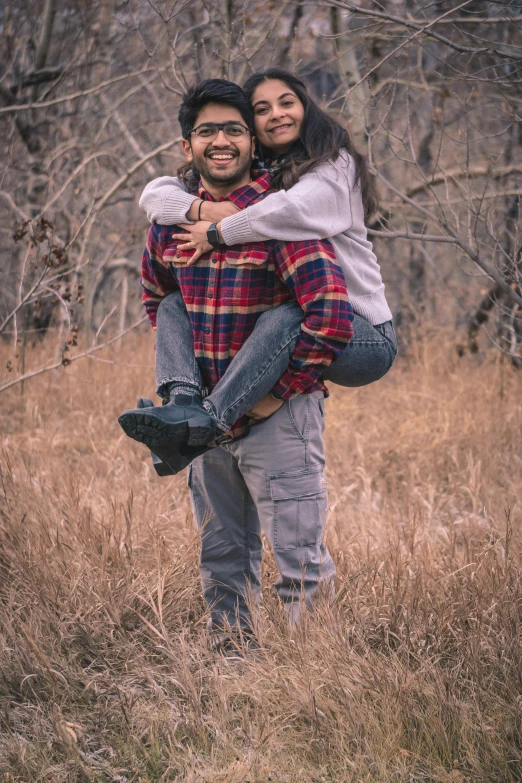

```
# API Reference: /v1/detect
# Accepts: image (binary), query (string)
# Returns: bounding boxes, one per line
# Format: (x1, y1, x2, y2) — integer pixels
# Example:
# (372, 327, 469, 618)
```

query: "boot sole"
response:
(119, 410, 215, 450)
(118, 410, 188, 449)
(136, 397, 176, 477)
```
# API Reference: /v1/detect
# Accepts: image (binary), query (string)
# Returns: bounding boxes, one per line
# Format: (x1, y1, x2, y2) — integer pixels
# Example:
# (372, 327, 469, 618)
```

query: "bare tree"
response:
(1, 0, 521, 394)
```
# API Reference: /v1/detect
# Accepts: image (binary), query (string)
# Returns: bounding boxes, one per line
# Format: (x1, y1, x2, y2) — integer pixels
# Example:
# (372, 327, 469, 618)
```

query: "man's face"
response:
(182, 103, 254, 190)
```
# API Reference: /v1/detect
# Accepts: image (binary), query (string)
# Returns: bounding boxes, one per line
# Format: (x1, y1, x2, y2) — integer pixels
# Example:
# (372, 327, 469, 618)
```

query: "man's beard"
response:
(194, 150, 252, 189)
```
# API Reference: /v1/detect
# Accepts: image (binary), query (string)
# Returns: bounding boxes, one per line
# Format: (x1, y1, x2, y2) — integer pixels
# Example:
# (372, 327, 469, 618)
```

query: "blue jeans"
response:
(155, 292, 397, 430)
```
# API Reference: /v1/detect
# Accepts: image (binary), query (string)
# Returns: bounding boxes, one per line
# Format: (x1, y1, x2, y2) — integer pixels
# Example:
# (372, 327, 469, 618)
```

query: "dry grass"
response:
(1, 327, 521, 783)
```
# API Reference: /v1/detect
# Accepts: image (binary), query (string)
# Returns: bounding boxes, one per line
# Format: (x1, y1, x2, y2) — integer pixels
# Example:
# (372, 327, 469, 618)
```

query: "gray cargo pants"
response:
(188, 390, 334, 634)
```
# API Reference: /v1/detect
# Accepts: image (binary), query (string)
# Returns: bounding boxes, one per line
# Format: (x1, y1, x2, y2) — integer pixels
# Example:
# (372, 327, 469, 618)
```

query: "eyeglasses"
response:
(188, 122, 251, 141)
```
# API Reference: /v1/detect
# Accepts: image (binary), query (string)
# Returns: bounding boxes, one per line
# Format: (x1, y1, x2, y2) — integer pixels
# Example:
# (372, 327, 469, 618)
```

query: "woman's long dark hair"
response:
(243, 68, 378, 220)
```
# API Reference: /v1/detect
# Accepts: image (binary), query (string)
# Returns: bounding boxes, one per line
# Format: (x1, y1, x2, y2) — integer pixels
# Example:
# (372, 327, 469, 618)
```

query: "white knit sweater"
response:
(139, 152, 392, 325)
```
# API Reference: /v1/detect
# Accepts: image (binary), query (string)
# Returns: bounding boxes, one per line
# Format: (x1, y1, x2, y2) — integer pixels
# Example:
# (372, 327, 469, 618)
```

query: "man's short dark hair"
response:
(178, 79, 253, 139)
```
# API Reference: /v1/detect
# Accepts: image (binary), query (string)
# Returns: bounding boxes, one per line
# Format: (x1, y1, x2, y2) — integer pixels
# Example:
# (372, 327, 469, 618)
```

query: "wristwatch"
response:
(206, 223, 222, 249)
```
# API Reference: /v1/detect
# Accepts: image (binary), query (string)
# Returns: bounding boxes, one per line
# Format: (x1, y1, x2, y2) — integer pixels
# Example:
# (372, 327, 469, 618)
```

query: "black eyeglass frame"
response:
(187, 121, 252, 139)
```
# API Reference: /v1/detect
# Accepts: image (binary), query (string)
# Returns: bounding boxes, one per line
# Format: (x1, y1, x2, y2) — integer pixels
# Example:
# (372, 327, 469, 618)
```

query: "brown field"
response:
(1, 329, 521, 783)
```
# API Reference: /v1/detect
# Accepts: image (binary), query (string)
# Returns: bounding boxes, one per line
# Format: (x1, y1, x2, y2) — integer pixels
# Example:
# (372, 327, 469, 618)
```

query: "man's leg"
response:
(188, 446, 263, 637)
(230, 391, 335, 622)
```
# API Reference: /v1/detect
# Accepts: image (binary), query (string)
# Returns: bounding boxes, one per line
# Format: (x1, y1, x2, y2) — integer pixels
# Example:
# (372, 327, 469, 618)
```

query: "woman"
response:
(137, 69, 396, 451)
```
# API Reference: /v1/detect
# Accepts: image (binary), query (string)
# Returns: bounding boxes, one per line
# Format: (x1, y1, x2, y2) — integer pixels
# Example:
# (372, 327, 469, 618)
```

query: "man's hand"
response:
(247, 393, 284, 421)
(172, 222, 213, 265)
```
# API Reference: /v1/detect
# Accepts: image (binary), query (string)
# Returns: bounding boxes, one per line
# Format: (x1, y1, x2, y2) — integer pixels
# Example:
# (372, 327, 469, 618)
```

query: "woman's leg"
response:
(155, 294, 302, 417)
(203, 302, 302, 430)
(120, 296, 302, 453)
(154, 296, 396, 432)
(205, 311, 398, 428)
(322, 314, 397, 387)
(155, 291, 203, 398)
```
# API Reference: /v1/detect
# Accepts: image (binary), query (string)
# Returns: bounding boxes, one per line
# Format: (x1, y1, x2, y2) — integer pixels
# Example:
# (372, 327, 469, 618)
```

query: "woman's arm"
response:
(220, 152, 355, 245)
(139, 177, 199, 225)
(139, 176, 239, 225)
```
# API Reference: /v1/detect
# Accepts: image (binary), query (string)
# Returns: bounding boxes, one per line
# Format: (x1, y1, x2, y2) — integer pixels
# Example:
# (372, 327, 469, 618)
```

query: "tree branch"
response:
(328, 0, 479, 100)
(368, 229, 456, 242)
(21, 68, 63, 87)
(323, 0, 522, 61)
(100, 93, 156, 177)
(0, 67, 156, 115)
(405, 165, 522, 198)
(0, 191, 30, 222)
(0, 316, 149, 394)
(276, 4, 303, 67)
(374, 168, 522, 308)
(91, 137, 181, 216)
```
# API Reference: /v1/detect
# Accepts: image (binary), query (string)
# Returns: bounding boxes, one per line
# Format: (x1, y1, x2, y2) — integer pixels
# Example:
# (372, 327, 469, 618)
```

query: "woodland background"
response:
(0, 0, 521, 372)
(1, 2, 522, 782)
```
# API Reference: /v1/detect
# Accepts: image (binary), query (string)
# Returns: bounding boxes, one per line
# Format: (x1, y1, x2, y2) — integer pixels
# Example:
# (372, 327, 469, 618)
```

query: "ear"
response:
(182, 138, 193, 163)
(250, 135, 256, 157)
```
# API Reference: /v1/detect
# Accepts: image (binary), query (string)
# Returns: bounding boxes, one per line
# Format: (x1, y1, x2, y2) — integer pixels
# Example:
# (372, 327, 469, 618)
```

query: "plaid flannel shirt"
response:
(141, 172, 354, 437)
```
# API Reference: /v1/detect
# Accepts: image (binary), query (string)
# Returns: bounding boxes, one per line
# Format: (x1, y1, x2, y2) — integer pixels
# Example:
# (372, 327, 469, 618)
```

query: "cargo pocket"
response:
(270, 469, 326, 550)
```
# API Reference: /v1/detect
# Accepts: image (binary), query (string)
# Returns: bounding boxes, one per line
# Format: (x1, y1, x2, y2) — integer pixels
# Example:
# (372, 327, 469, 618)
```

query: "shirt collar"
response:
(198, 171, 271, 207)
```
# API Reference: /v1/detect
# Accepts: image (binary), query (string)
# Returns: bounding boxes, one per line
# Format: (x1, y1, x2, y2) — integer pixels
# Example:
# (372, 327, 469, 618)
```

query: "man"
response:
(121, 79, 354, 645)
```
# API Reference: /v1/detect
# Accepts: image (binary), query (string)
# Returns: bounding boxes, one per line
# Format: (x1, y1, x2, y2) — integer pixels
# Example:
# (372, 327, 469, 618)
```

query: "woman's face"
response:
(251, 79, 305, 153)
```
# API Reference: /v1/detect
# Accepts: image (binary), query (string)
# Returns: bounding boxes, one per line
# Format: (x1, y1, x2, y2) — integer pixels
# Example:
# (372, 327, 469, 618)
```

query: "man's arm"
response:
(272, 239, 354, 400)
(141, 223, 180, 328)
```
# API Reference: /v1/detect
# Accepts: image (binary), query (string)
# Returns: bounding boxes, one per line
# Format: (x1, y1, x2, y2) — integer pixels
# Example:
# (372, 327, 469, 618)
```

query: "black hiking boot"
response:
(119, 392, 217, 449)
(154, 439, 213, 475)
(134, 397, 213, 476)
(136, 397, 174, 476)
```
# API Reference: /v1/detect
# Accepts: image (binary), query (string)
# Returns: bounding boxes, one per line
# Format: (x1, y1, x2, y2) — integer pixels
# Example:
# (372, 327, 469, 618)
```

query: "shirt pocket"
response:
(165, 245, 195, 303)
(222, 243, 271, 306)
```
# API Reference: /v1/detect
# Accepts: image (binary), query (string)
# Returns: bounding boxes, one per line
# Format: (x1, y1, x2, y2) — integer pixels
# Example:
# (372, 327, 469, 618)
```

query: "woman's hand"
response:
(172, 222, 213, 265)
(172, 202, 240, 265)
(247, 393, 283, 421)
(200, 201, 240, 222)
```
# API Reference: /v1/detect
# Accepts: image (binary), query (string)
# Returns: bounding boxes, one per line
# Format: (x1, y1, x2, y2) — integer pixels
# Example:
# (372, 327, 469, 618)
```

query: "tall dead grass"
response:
(1, 327, 521, 782)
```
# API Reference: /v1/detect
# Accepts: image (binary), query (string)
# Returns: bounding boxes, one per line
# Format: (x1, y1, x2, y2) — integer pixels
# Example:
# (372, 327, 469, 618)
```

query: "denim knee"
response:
(255, 300, 303, 338)
(157, 290, 185, 319)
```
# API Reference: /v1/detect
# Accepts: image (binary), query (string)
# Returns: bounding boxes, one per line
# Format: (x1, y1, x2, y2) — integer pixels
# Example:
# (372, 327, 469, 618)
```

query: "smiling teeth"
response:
(210, 154, 234, 160)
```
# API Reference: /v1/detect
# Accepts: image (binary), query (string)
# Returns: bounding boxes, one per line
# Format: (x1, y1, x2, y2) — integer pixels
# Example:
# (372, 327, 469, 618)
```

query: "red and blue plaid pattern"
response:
(141, 173, 354, 431)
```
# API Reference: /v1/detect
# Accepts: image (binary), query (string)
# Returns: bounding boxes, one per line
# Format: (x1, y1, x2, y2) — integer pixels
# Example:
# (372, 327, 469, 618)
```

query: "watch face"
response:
(207, 224, 220, 247)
